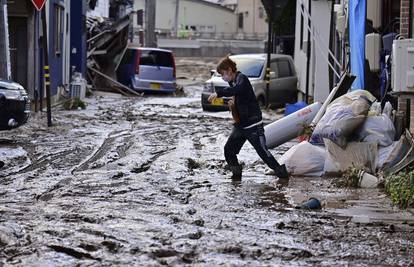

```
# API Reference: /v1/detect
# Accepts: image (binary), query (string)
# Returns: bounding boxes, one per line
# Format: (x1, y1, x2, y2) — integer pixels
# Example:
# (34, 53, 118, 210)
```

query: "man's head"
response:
(217, 56, 237, 82)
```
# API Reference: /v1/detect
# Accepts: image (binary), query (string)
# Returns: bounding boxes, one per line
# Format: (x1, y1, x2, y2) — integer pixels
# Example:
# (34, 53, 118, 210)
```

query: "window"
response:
(277, 60, 292, 78)
(270, 61, 278, 78)
(259, 7, 264, 19)
(54, 5, 64, 55)
(137, 9, 143, 26)
(139, 50, 174, 67)
(232, 58, 265, 78)
(238, 13, 243, 29)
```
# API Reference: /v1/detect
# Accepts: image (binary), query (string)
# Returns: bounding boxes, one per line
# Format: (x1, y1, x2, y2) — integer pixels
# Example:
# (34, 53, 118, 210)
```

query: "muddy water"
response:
(0, 58, 413, 266)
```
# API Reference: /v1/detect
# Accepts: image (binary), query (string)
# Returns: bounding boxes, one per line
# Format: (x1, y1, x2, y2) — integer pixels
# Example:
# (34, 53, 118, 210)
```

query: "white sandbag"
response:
(311, 90, 374, 148)
(324, 139, 378, 174)
(265, 102, 322, 149)
(357, 114, 396, 147)
(377, 142, 399, 170)
(279, 141, 325, 177)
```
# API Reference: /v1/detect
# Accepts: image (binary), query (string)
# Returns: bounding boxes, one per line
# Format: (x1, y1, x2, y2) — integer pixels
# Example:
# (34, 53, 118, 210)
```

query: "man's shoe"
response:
(273, 164, 289, 179)
(229, 165, 242, 181)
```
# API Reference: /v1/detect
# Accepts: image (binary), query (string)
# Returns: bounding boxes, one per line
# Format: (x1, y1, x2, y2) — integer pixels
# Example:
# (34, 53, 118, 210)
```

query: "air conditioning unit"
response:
(365, 33, 381, 72)
(70, 72, 86, 99)
(392, 39, 414, 92)
(367, 0, 382, 29)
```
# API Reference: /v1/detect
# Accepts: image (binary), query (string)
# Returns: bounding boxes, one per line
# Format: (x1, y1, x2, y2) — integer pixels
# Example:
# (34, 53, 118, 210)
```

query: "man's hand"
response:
(208, 93, 218, 103)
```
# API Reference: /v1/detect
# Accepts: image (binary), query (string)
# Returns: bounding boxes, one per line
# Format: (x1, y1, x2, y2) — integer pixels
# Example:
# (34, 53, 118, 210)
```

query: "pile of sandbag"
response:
(279, 90, 400, 179)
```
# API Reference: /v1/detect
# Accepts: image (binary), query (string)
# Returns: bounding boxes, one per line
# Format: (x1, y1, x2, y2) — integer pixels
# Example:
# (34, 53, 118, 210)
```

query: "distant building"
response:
(235, 0, 267, 40)
(133, 0, 236, 41)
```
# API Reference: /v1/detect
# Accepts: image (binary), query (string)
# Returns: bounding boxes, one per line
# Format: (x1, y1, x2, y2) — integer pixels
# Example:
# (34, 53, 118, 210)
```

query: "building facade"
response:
(235, 0, 267, 39)
(6, 0, 86, 106)
(133, 0, 236, 40)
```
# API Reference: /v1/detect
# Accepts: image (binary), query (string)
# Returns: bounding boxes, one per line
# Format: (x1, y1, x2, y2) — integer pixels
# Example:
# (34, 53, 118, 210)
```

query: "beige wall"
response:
(236, 0, 267, 35)
(134, 0, 236, 34)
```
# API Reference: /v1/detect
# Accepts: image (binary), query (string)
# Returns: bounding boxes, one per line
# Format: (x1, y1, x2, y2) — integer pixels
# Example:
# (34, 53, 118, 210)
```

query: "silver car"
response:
(116, 46, 177, 93)
(201, 54, 298, 111)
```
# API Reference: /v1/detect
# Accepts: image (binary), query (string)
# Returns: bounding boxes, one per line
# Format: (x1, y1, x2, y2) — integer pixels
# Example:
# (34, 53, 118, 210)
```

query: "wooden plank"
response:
(87, 66, 142, 97)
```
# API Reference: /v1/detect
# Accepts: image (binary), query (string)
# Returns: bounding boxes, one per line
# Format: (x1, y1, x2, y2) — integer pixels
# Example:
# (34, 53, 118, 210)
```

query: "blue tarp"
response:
(349, 0, 366, 90)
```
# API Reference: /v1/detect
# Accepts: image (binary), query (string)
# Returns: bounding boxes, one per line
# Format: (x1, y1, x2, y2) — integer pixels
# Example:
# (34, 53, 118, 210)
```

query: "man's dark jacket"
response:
(215, 72, 262, 128)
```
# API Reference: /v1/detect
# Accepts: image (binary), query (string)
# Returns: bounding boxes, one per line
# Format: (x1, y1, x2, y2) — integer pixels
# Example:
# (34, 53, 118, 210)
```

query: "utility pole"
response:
(41, 8, 52, 126)
(265, 5, 273, 108)
(0, 0, 11, 80)
(174, 0, 179, 37)
(145, 0, 156, 47)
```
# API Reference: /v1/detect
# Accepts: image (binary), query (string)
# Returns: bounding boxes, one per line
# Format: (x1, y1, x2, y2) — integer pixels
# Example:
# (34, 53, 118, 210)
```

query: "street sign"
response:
(30, 0, 47, 11)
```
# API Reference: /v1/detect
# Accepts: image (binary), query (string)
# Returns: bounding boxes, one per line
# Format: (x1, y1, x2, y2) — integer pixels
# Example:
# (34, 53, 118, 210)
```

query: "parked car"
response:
(201, 54, 298, 111)
(116, 45, 177, 93)
(0, 79, 30, 130)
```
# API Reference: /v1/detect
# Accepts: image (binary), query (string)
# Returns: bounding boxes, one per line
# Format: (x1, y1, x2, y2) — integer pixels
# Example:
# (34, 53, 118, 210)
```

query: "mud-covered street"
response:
(0, 58, 413, 266)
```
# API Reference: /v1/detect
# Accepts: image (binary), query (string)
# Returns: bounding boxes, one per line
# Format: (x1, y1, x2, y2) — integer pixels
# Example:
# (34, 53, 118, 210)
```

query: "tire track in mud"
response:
(72, 130, 132, 173)
(0, 148, 78, 179)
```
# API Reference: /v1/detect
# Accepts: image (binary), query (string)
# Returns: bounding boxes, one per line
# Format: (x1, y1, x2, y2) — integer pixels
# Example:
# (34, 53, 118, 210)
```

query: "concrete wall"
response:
(133, 0, 236, 34)
(158, 38, 264, 57)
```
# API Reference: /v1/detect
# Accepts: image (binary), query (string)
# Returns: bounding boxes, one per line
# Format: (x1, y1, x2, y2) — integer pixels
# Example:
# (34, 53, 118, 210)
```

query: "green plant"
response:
(63, 98, 86, 110)
(385, 171, 414, 209)
(342, 166, 362, 188)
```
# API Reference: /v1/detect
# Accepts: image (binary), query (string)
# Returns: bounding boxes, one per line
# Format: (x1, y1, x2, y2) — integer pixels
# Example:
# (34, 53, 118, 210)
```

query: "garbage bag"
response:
(324, 139, 378, 174)
(369, 101, 381, 116)
(311, 90, 375, 148)
(382, 101, 393, 119)
(357, 113, 395, 147)
(380, 134, 411, 171)
(377, 142, 399, 170)
(279, 141, 325, 177)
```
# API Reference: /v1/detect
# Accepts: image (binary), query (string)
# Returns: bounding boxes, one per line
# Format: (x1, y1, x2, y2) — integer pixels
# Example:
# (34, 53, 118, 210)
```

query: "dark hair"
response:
(217, 55, 237, 74)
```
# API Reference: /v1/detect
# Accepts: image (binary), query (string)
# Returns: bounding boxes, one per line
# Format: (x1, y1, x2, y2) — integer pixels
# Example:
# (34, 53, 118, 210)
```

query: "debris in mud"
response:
(295, 198, 322, 210)
(187, 230, 203, 240)
(63, 98, 87, 110)
(111, 172, 124, 179)
(186, 208, 197, 215)
(78, 243, 99, 252)
(151, 248, 179, 258)
(219, 245, 243, 254)
(186, 158, 201, 170)
(131, 163, 151, 174)
(192, 219, 205, 227)
(101, 240, 122, 253)
(48, 245, 98, 260)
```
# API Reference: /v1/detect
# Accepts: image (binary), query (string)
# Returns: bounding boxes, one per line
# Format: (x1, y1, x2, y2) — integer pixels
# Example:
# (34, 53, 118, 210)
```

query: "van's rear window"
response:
(139, 50, 174, 67)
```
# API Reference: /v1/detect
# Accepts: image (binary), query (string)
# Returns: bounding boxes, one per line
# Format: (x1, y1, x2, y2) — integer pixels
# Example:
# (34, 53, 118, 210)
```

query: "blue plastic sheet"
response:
(349, 0, 366, 90)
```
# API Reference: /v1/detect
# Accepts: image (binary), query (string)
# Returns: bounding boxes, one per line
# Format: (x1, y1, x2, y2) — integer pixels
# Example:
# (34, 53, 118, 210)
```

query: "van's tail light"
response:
(135, 50, 141, 75)
(172, 54, 176, 78)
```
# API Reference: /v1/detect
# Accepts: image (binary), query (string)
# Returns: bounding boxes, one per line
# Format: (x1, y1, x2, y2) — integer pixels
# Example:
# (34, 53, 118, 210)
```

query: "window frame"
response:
(54, 4, 64, 56)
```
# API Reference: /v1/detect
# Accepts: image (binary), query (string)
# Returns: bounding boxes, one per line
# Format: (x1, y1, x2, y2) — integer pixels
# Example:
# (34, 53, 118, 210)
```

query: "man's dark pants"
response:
(224, 123, 282, 170)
